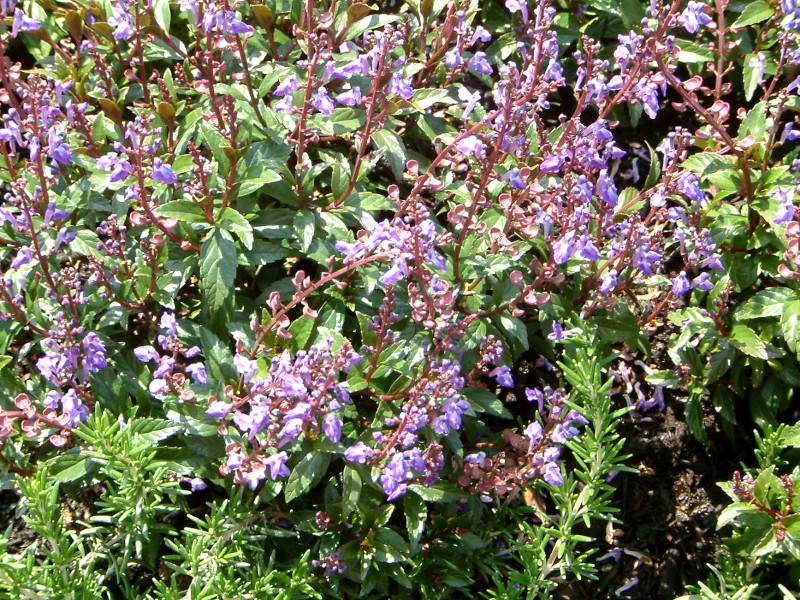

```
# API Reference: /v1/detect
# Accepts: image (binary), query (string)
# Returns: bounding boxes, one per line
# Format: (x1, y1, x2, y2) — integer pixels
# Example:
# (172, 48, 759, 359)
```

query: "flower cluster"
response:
(460, 386, 588, 498)
(204, 338, 361, 490)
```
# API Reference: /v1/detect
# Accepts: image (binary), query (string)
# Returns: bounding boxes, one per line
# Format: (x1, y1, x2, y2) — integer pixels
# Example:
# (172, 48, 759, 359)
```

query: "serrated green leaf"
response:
(294, 211, 315, 253)
(685, 394, 707, 442)
(371, 129, 407, 181)
(285, 452, 331, 503)
(462, 387, 512, 419)
(200, 228, 237, 313)
(729, 324, 769, 359)
(404, 492, 426, 551)
(782, 300, 800, 353)
(217, 207, 253, 250)
(738, 287, 796, 319)
(732, 1, 774, 28)
(342, 466, 362, 518)
(155, 200, 208, 224)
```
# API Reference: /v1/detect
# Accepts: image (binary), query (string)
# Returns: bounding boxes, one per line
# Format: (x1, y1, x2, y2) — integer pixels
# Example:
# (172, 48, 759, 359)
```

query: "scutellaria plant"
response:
(0, 0, 799, 597)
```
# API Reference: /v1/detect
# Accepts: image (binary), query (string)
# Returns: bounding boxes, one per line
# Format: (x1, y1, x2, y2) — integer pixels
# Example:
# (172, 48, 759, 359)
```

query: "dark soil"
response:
(580, 398, 745, 600)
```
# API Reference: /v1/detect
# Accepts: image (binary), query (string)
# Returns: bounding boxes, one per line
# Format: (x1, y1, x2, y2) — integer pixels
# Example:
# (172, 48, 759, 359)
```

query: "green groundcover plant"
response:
(0, 0, 798, 597)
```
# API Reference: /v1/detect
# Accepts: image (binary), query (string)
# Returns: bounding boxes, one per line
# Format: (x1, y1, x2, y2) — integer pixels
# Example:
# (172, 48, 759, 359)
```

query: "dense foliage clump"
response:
(0, 0, 799, 597)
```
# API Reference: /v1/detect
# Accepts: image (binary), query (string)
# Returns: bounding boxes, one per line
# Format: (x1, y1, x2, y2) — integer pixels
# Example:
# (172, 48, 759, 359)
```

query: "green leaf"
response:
(372, 528, 408, 563)
(462, 387, 512, 419)
(294, 211, 315, 253)
(404, 492, 426, 551)
(718, 502, 761, 528)
(217, 207, 253, 250)
(729, 324, 769, 359)
(782, 300, 800, 353)
(130, 419, 183, 445)
(685, 394, 707, 442)
(48, 449, 95, 483)
(408, 483, 466, 503)
(155, 200, 208, 224)
(643, 142, 662, 190)
(675, 39, 714, 63)
(738, 287, 796, 319)
(285, 452, 331, 503)
(342, 466, 362, 518)
(732, 1, 774, 28)
(152, 0, 171, 32)
(619, 0, 645, 30)
(200, 228, 237, 314)
(371, 129, 407, 181)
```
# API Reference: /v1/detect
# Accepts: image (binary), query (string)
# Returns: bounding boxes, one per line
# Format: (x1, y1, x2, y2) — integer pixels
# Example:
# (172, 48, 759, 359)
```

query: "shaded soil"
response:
(581, 399, 745, 599)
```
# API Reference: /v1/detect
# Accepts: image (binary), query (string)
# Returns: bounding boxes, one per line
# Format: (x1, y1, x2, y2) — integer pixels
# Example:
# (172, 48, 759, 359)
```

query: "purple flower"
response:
(637, 386, 665, 412)
(96, 152, 133, 182)
(48, 130, 72, 165)
(336, 87, 362, 106)
(468, 52, 493, 75)
(148, 377, 168, 395)
(596, 170, 618, 207)
(274, 75, 298, 96)
(221, 11, 252, 34)
(61, 388, 89, 425)
(313, 86, 335, 116)
(503, 168, 526, 190)
(323, 412, 342, 443)
(539, 153, 566, 173)
(679, 174, 705, 206)
(490, 365, 514, 388)
(152, 157, 178, 185)
(456, 135, 486, 158)
(580, 238, 602, 261)
(672, 272, 691, 296)
(599, 269, 618, 294)
(389, 73, 414, 100)
(206, 400, 232, 418)
(180, 0, 198, 23)
(548, 321, 581, 341)
(691, 272, 714, 291)
(553, 233, 578, 264)
(242, 465, 266, 490)
(11, 9, 40, 38)
(264, 452, 290, 480)
(82, 332, 107, 373)
(544, 60, 563, 81)
(186, 363, 208, 384)
(679, 1, 713, 34)
(524, 421, 543, 449)
(153, 357, 175, 379)
(203, 8, 253, 34)
(234, 354, 258, 381)
(505, 0, 529, 22)
(458, 86, 481, 120)
(471, 26, 492, 45)
(108, 1, 135, 40)
(635, 79, 661, 119)
(37, 346, 79, 385)
(344, 441, 373, 464)
(466, 451, 486, 464)
(773, 188, 795, 224)
(134, 345, 160, 363)
(379, 261, 410, 285)
(380, 453, 409, 500)
(445, 49, 463, 68)
(542, 462, 563, 485)
(525, 387, 545, 413)
(10, 247, 31, 269)
(188, 477, 206, 491)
